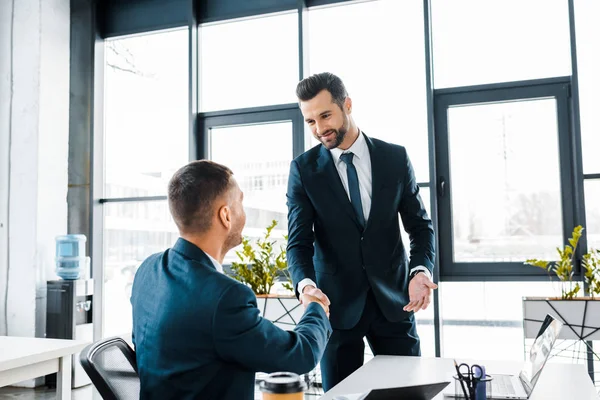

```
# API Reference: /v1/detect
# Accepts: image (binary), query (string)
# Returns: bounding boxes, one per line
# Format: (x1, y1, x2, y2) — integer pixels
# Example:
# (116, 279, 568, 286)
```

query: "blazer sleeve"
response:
(286, 159, 317, 296)
(212, 283, 332, 375)
(398, 147, 436, 273)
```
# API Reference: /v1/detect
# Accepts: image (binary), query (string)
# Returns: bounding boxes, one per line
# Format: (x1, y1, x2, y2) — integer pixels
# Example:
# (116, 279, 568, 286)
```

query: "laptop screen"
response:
(518, 314, 564, 394)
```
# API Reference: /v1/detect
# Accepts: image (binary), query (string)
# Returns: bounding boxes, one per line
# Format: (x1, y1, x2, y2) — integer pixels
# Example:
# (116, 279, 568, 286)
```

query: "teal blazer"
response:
(131, 238, 332, 400)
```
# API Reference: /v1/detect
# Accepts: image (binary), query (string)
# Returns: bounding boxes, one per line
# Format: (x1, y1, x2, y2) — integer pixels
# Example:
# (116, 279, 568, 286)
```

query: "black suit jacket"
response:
(131, 238, 332, 400)
(286, 133, 435, 329)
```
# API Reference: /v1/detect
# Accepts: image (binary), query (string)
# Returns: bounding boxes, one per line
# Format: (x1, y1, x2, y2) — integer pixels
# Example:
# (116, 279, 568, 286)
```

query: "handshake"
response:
(300, 285, 330, 318)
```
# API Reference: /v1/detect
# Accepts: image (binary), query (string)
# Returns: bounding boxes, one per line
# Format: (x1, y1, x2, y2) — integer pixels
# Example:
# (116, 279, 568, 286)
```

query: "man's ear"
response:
(218, 205, 232, 230)
(345, 97, 352, 114)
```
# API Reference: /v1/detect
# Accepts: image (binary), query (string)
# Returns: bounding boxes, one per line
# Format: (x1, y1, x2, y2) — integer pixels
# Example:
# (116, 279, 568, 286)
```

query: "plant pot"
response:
(256, 294, 303, 331)
(522, 297, 600, 340)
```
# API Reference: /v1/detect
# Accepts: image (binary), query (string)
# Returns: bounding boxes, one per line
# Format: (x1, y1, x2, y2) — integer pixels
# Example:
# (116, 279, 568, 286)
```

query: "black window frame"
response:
(434, 77, 583, 281)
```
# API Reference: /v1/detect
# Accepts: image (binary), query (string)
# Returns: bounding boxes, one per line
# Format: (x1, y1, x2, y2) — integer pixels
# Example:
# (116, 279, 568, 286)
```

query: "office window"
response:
(200, 12, 298, 112)
(103, 28, 188, 336)
(103, 201, 179, 336)
(447, 100, 563, 262)
(574, 0, 600, 174)
(308, 0, 429, 183)
(104, 29, 189, 197)
(431, 0, 571, 88)
(585, 180, 600, 250)
(209, 121, 293, 264)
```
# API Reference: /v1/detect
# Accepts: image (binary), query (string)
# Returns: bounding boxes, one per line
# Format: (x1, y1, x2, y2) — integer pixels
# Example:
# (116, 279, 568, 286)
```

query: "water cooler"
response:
(46, 279, 94, 387)
(45, 234, 93, 388)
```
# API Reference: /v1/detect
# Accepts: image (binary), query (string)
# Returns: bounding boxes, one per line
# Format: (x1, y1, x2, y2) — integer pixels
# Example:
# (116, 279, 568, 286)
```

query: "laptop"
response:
(447, 313, 563, 399)
(333, 381, 451, 400)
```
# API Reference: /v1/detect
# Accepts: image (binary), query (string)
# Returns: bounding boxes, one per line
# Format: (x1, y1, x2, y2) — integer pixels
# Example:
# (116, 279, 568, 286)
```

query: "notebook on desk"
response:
(445, 313, 563, 399)
(332, 381, 451, 400)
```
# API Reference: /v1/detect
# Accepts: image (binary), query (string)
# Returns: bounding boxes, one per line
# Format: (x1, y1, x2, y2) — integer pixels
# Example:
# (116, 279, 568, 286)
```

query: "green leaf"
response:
(525, 259, 550, 270)
(526, 226, 592, 299)
(223, 220, 292, 295)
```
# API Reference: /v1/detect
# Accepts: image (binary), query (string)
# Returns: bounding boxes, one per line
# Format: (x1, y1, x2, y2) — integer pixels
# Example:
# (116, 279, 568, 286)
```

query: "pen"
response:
(454, 359, 470, 400)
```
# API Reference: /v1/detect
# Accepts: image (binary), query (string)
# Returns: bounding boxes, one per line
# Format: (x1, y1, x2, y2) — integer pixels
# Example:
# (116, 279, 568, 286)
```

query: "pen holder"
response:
(453, 373, 493, 399)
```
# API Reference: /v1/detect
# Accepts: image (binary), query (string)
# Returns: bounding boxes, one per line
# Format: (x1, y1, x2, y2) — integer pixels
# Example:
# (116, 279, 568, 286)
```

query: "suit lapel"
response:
(317, 145, 362, 229)
(364, 134, 387, 233)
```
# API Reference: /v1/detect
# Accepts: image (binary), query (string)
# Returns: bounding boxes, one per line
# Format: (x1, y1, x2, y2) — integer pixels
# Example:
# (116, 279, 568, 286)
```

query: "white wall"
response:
(0, 0, 12, 337)
(0, 0, 70, 352)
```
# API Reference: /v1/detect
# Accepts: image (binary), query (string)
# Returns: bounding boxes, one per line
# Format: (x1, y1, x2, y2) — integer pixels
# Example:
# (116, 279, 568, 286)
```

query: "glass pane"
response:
(209, 122, 293, 264)
(585, 180, 600, 250)
(308, 0, 429, 183)
(200, 12, 298, 111)
(574, 0, 600, 174)
(441, 282, 560, 361)
(432, 0, 571, 88)
(103, 201, 179, 336)
(104, 29, 189, 197)
(448, 99, 563, 262)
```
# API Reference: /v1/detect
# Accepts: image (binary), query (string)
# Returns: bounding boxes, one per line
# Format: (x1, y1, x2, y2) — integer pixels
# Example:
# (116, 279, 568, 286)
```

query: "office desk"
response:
(319, 355, 599, 400)
(0, 336, 89, 400)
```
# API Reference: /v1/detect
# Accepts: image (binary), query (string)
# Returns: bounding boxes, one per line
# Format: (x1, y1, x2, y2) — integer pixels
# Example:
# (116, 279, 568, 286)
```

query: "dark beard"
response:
(321, 124, 348, 149)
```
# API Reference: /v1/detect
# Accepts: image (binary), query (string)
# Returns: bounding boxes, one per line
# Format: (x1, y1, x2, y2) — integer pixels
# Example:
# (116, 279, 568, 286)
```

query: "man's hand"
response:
(301, 285, 331, 308)
(404, 273, 438, 313)
(301, 293, 330, 318)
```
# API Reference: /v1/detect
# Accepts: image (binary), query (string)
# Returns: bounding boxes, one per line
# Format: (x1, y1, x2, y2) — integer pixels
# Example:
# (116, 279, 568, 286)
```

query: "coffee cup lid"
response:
(259, 372, 307, 394)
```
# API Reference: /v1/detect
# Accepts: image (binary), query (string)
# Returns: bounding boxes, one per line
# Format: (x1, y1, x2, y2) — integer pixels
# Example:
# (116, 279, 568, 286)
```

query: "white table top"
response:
(0, 336, 90, 371)
(319, 356, 599, 400)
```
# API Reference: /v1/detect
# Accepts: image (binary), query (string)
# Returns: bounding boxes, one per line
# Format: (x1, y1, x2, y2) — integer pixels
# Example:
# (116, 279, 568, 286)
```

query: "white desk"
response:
(319, 356, 599, 400)
(0, 336, 90, 399)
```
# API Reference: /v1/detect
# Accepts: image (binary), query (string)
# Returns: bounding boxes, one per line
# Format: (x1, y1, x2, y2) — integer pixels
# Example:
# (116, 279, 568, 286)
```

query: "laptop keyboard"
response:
(492, 375, 517, 396)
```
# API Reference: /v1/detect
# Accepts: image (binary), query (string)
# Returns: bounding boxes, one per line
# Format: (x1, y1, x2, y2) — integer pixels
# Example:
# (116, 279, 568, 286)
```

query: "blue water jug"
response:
(55, 234, 88, 280)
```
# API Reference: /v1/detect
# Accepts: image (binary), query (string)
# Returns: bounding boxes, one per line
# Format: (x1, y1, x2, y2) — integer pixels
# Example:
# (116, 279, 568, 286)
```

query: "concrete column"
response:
(0, 0, 70, 348)
(0, 0, 12, 337)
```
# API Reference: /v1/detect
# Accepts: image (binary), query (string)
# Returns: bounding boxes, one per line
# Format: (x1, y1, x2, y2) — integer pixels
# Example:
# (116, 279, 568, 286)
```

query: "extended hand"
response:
(301, 285, 331, 308)
(301, 293, 330, 318)
(404, 273, 438, 313)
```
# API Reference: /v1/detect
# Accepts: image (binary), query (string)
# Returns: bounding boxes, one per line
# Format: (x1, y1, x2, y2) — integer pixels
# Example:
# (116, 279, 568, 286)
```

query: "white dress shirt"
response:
(330, 131, 373, 222)
(297, 131, 431, 295)
(206, 253, 224, 274)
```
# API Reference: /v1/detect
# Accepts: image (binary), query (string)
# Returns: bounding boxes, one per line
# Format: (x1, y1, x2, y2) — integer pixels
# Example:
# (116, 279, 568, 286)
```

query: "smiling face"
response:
(300, 89, 353, 150)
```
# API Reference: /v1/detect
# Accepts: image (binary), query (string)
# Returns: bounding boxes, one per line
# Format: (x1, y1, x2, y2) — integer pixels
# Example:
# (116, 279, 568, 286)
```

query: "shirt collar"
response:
(205, 252, 224, 274)
(172, 238, 224, 274)
(330, 130, 368, 165)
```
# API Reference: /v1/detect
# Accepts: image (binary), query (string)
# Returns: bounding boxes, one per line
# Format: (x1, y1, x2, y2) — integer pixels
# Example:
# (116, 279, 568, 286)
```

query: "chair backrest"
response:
(79, 336, 140, 400)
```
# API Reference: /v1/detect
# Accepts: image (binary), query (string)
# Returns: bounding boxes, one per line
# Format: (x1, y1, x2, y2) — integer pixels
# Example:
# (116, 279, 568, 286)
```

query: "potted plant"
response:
(228, 220, 302, 331)
(522, 226, 600, 344)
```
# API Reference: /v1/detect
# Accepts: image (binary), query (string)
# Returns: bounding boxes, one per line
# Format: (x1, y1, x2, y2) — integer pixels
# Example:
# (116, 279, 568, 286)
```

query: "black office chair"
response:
(79, 336, 140, 400)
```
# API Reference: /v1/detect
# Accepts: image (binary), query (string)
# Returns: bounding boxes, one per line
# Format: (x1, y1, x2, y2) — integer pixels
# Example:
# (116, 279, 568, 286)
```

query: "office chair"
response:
(79, 336, 140, 400)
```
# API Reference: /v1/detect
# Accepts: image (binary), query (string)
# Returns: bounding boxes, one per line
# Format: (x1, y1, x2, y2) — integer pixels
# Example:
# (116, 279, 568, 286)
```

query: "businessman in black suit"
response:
(131, 160, 332, 400)
(286, 72, 437, 391)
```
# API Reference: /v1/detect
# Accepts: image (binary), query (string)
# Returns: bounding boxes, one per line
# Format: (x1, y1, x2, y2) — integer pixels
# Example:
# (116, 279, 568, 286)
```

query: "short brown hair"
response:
(168, 160, 233, 234)
(296, 72, 348, 110)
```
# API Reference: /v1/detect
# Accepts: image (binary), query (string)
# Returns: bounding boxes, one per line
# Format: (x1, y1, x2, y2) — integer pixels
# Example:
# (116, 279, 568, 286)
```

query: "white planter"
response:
(256, 295, 303, 331)
(523, 297, 600, 340)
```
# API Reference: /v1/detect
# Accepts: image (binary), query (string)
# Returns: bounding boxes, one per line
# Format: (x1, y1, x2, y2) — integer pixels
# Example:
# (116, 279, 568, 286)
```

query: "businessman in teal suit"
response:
(287, 72, 437, 391)
(131, 160, 332, 400)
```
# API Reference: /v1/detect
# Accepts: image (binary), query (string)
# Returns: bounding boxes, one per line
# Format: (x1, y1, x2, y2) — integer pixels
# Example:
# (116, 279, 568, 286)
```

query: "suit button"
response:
(360, 237, 364, 241)
(362, 265, 366, 270)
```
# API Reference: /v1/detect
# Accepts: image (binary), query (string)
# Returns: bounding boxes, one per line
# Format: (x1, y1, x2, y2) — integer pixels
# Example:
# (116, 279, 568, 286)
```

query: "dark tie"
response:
(339, 152, 365, 229)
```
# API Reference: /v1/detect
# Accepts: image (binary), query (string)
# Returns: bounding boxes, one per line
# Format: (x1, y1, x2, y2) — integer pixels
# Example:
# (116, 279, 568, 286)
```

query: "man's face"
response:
(300, 89, 350, 150)
(223, 178, 246, 252)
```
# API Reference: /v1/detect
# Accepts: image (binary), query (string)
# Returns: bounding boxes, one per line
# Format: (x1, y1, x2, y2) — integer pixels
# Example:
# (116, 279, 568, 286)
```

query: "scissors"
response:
(457, 363, 484, 381)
